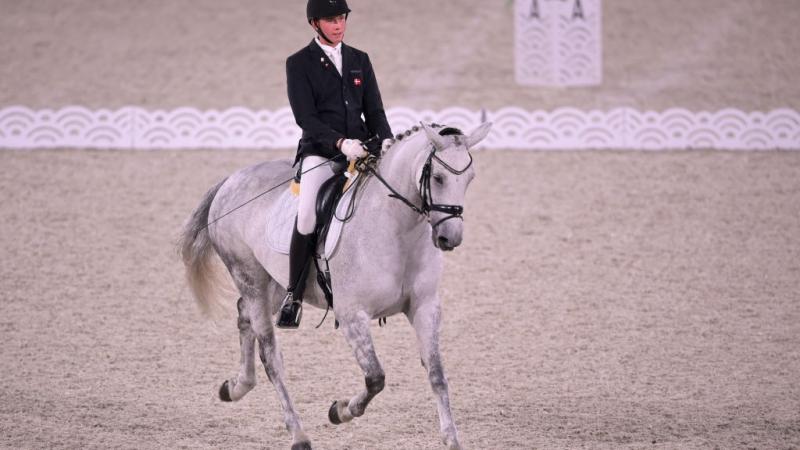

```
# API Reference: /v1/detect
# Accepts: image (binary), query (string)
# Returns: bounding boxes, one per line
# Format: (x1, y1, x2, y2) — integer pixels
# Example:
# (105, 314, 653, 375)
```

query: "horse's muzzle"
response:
(435, 236, 458, 251)
(432, 223, 463, 251)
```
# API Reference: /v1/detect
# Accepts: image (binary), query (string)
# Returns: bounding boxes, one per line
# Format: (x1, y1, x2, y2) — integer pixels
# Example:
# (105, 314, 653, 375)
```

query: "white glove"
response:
(381, 138, 393, 152)
(341, 139, 366, 161)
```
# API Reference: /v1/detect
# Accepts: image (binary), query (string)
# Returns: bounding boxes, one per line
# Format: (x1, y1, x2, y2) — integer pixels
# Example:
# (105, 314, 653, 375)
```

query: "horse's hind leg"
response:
(408, 300, 461, 450)
(218, 297, 257, 402)
(328, 312, 385, 425)
(221, 261, 310, 449)
(250, 278, 311, 450)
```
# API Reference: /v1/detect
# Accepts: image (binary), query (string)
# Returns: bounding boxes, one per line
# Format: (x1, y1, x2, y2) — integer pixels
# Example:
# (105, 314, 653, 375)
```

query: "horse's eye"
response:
(433, 174, 445, 185)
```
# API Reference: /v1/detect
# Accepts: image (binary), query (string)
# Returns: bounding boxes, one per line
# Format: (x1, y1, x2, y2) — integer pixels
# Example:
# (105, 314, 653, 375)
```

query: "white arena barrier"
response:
(515, 0, 602, 86)
(0, 106, 798, 150)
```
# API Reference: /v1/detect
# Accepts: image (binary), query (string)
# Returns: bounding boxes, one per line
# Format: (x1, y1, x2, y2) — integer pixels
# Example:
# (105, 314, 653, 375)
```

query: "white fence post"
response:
(515, 0, 603, 86)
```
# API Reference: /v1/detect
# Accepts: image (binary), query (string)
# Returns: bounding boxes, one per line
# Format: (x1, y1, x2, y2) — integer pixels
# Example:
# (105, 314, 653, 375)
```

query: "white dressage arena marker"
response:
(515, 0, 603, 86)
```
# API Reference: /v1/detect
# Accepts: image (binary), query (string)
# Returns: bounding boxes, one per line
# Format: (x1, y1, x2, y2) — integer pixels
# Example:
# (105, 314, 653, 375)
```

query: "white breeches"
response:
(296, 155, 337, 235)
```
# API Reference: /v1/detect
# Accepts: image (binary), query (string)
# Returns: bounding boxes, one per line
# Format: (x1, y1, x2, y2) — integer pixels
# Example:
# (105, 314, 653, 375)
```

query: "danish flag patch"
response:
(353, 77, 362, 86)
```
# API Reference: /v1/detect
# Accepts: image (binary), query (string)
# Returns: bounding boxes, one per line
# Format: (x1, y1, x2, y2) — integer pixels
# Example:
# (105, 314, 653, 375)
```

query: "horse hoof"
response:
(219, 380, 232, 402)
(291, 442, 312, 450)
(328, 401, 342, 425)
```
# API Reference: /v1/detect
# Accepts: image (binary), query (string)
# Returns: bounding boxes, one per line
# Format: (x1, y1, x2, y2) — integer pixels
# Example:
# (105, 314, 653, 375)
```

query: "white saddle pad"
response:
(265, 189, 299, 254)
(265, 175, 358, 260)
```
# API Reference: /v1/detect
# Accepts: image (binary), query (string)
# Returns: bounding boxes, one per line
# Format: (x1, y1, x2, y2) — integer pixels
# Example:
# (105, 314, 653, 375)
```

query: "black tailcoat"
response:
(286, 40, 393, 164)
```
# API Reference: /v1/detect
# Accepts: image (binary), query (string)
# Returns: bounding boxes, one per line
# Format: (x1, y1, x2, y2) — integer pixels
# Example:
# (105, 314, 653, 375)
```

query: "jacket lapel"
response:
(308, 39, 342, 80)
(341, 43, 352, 82)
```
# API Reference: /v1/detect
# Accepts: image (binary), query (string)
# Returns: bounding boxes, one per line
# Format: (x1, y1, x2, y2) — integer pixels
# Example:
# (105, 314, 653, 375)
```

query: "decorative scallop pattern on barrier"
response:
(0, 106, 133, 148)
(623, 108, 800, 150)
(133, 107, 301, 148)
(1, 106, 798, 150)
(485, 107, 626, 149)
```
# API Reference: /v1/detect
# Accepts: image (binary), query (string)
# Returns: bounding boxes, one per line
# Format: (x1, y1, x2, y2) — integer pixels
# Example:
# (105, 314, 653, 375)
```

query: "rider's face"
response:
(312, 14, 347, 46)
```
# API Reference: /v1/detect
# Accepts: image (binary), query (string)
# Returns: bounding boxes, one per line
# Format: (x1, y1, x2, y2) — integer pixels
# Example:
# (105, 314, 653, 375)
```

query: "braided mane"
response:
(385, 123, 464, 151)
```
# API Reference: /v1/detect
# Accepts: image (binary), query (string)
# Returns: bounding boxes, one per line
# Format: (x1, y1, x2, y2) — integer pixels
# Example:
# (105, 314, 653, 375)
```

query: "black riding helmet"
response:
(306, 0, 351, 23)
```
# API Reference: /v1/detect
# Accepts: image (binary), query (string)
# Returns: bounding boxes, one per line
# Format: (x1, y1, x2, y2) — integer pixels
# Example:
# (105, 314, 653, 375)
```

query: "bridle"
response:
(363, 141, 473, 229)
(418, 148, 473, 228)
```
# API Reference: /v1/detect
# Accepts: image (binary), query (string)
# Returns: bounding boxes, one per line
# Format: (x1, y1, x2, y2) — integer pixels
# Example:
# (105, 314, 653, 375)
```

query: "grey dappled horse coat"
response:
(179, 122, 492, 450)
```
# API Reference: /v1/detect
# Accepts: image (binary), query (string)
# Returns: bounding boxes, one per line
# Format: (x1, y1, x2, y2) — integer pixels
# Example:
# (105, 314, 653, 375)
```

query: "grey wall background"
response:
(1, 0, 798, 111)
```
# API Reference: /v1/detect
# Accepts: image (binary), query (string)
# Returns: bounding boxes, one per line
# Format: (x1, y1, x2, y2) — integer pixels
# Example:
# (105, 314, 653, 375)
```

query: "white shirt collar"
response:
(314, 37, 342, 55)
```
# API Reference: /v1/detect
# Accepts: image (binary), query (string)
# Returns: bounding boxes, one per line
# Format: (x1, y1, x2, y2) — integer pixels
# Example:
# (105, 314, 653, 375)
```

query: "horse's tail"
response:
(178, 178, 234, 317)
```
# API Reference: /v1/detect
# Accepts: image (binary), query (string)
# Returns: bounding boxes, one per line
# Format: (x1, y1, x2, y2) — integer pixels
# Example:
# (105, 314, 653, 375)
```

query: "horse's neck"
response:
(382, 134, 427, 194)
(364, 134, 429, 231)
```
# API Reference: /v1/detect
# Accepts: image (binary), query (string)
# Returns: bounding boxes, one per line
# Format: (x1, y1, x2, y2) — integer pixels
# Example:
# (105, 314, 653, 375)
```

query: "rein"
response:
(200, 154, 344, 233)
(362, 139, 473, 229)
(200, 136, 382, 232)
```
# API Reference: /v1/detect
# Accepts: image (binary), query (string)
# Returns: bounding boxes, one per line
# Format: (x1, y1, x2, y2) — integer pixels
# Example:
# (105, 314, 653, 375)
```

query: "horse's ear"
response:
(466, 122, 492, 150)
(421, 122, 447, 151)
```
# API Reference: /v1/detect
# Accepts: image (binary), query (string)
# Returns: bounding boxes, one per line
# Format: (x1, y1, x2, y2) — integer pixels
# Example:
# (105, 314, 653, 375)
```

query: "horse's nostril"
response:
(437, 236, 450, 248)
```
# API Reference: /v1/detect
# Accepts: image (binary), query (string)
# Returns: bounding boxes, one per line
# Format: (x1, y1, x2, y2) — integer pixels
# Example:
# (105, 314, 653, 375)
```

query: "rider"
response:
(276, 0, 393, 329)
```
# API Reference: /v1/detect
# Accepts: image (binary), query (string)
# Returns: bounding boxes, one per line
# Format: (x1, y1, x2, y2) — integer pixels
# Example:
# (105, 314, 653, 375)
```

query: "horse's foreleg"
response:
(328, 312, 385, 425)
(250, 290, 311, 450)
(219, 297, 257, 402)
(408, 301, 461, 450)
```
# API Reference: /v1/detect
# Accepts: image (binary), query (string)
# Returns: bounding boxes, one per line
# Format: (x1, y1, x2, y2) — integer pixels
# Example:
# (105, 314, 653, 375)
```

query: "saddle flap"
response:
(322, 173, 360, 259)
(315, 174, 348, 227)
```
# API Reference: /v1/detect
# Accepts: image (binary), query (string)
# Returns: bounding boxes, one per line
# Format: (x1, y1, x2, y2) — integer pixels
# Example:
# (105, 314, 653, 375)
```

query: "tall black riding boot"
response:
(276, 223, 316, 329)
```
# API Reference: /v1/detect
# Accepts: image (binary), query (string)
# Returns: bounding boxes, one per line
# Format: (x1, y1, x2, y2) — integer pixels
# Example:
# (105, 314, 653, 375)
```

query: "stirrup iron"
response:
(276, 293, 303, 329)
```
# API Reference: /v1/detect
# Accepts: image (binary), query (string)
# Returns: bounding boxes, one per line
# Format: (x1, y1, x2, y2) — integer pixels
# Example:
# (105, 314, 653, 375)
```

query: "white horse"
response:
(178, 121, 491, 450)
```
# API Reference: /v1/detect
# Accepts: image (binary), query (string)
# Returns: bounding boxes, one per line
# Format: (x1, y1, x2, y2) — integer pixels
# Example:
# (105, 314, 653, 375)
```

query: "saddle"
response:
(265, 163, 360, 260)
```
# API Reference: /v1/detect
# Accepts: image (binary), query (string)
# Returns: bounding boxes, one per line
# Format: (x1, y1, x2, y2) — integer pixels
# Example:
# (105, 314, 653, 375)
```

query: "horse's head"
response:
(419, 121, 492, 251)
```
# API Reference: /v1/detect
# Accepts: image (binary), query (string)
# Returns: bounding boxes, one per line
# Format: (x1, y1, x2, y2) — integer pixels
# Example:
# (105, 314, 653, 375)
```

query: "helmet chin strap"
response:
(315, 24, 335, 45)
